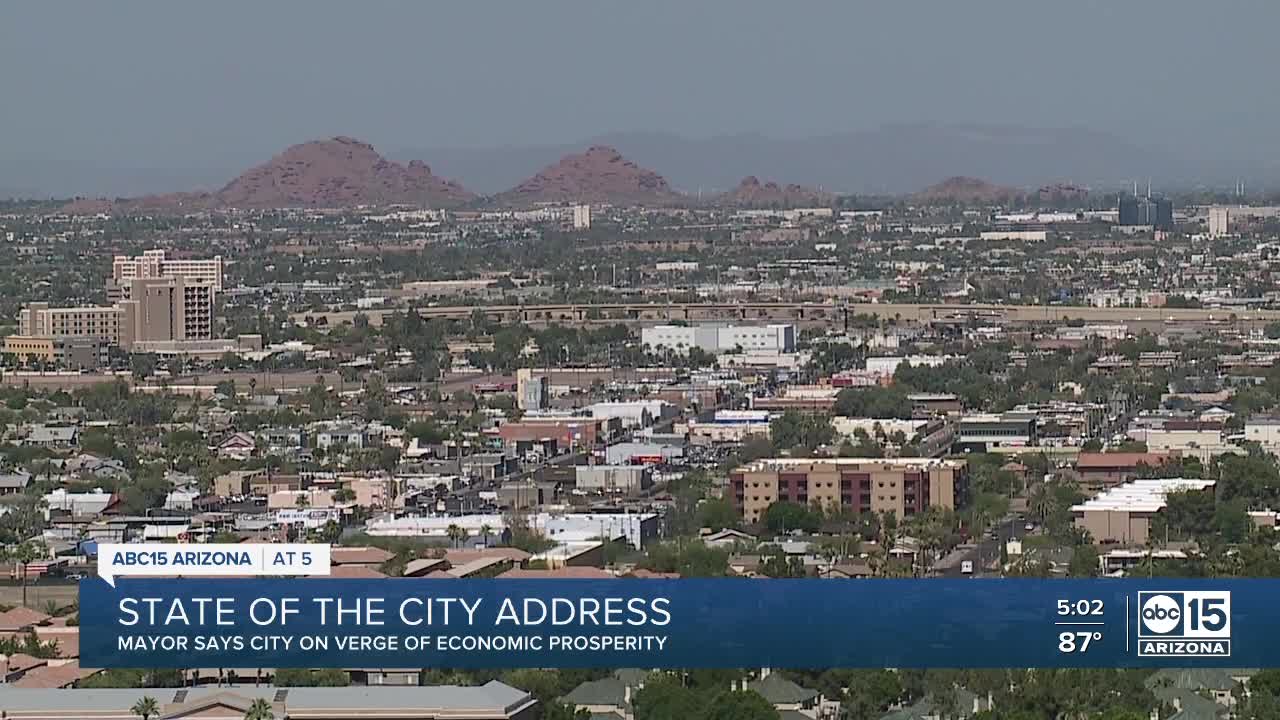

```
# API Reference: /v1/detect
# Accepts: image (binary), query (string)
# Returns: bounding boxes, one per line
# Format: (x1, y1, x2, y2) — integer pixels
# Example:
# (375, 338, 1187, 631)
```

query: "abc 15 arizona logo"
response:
(1137, 591, 1231, 657)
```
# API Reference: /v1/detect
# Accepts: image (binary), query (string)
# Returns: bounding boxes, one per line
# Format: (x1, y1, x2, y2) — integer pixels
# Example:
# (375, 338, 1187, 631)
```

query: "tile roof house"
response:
(498, 567, 614, 579)
(217, 431, 258, 460)
(1146, 668, 1249, 709)
(330, 546, 395, 567)
(747, 673, 820, 712)
(879, 687, 991, 720)
(0, 606, 52, 632)
(564, 677, 633, 719)
(21, 424, 78, 449)
(0, 469, 33, 495)
(327, 565, 389, 579)
(0, 681, 538, 720)
(10, 660, 95, 688)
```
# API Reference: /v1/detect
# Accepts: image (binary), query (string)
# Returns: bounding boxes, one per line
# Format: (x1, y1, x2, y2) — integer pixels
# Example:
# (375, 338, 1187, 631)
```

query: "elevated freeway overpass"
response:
(293, 301, 1280, 329)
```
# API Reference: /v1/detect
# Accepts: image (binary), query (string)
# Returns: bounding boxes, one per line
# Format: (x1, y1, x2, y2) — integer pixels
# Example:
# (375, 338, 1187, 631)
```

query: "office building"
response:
(729, 457, 968, 524)
(572, 204, 591, 230)
(126, 276, 216, 342)
(1118, 193, 1174, 230)
(111, 249, 224, 296)
(641, 323, 795, 355)
(956, 412, 1038, 451)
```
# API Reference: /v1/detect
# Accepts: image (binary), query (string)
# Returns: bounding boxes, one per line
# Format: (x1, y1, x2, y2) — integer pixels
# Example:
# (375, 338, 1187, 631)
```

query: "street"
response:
(934, 515, 1032, 578)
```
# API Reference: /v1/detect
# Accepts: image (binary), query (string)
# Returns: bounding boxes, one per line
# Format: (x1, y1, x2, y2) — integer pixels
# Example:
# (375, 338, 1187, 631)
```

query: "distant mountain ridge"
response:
(405, 124, 1253, 196)
(38, 124, 1280, 212)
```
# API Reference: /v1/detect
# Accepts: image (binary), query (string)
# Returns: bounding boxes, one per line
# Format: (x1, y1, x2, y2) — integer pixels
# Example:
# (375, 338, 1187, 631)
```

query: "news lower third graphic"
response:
(77, 578, 1279, 669)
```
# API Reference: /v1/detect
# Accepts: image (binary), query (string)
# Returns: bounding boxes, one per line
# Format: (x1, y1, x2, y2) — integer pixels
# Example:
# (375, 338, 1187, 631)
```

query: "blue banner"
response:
(78, 578, 1279, 668)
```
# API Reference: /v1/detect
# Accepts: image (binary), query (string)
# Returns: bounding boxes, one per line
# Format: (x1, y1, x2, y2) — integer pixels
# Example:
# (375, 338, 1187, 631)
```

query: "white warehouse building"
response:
(641, 323, 795, 355)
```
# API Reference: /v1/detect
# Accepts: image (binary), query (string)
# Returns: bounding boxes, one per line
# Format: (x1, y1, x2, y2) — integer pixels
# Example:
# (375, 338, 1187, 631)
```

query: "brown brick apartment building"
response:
(729, 457, 968, 524)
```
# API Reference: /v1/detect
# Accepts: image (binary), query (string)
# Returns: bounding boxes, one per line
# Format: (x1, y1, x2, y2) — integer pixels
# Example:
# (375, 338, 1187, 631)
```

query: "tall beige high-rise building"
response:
(123, 276, 215, 343)
(18, 277, 214, 350)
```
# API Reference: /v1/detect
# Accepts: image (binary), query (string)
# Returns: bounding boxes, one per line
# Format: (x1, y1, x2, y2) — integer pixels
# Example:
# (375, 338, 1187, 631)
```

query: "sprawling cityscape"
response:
(5, 3, 1280, 720)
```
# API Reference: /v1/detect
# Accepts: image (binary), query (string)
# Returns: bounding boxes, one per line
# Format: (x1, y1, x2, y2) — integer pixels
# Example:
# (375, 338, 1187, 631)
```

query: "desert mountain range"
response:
(57, 130, 1110, 213)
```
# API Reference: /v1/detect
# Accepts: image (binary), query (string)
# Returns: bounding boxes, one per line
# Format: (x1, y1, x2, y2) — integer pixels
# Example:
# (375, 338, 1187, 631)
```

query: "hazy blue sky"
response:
(3, 1, 1277, 193)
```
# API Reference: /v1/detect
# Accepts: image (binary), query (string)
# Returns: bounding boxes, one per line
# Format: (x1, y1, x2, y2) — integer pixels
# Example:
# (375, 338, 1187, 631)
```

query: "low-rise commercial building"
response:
(1141, 420, 1241, 463)
(1, 335, 106, 369)
(1075, 452, 1173, 490)
(729, 457, 968, 524)
(587, 400, 675, 429)
(365, 512, 660, 549)
(575, 464, 653, 494)
(1072, 478, 1216, 544)
(642, 323, 796, 355)
(497, 416, 618, 452)
(956, 412, 1038, 451)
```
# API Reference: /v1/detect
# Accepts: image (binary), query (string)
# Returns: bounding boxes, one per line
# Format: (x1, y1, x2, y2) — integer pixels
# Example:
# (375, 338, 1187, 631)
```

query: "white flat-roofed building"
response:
(365, 511, 660, 549)
(865, 354, 952, 378)
(1072, 478, 1217, 545)
(642, 323, 795, 355)
(587, 400, 674, 429)
(714, 410, 771, 424)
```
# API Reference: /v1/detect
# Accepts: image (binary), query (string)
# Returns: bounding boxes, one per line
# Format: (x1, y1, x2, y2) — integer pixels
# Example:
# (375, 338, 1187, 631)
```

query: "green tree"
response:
(447, 523, 467, 548)
(834, 386, 912, 419)
(704, 690, 780, 720)
(244, 697, 275, 720)
(131, 696, 160, 720)
(769, 411, 835, 454)
(273, 668, 315, 686)
(761, 501, 821, 534)
(1069, 544, 1099, 577)
(696, 498, 740, 533)
(633, 676, 708, 720)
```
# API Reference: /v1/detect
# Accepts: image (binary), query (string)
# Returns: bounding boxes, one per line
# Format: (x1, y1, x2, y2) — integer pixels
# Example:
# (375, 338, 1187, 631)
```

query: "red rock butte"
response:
(496, 145, 681, 206)
(720, 175, 834, 207)
(61, 137, 475, 213)
(913, 176, 1023, 204)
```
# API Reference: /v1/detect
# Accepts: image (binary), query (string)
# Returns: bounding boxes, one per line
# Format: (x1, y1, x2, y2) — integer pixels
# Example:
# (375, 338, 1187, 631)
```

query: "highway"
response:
(293, 300, 1280, 329)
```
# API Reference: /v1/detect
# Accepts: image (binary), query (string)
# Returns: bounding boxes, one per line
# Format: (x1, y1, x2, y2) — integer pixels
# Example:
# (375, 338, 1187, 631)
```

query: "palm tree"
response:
(446, 524, 466, 549)
(244, 698, 274, 720)
(131, 696, 159, 720)
(1028, 484, 1055, 523)
(479, 524, 494, 545)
